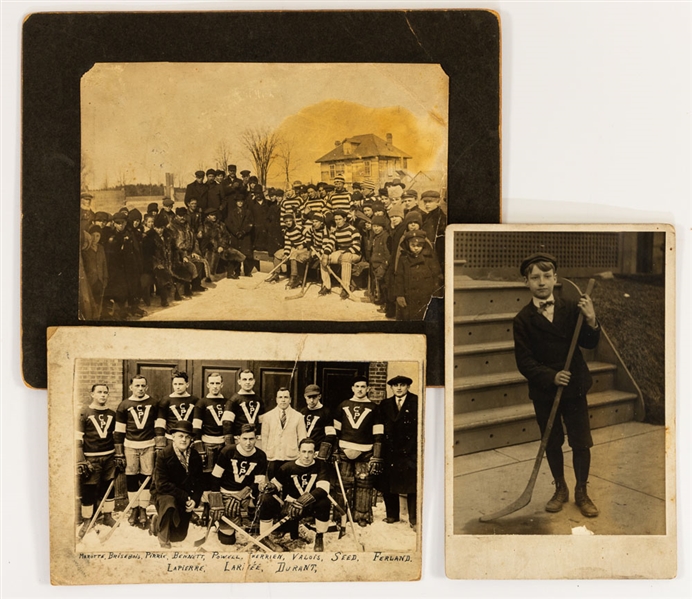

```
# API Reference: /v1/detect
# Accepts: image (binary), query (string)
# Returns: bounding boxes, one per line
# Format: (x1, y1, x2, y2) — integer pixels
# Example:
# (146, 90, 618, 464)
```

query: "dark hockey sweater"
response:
(193, 395, 227, 442)
(78, 406, 116, 456)
(156, 394, 197, 436)
(211, 445, 268, 493)
(273, 459, 330, 501)
(333, 398, 384, 452)
(223, 393, 265, 436)
(114, 395, 159, 447)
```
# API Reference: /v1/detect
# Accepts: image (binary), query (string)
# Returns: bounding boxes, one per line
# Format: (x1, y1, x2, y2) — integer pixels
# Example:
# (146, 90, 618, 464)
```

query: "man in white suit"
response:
(261, 388, 307, 479)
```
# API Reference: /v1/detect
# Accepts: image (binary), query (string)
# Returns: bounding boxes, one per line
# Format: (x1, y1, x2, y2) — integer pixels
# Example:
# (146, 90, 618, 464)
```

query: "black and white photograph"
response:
(445, 224, 676, 579)
(48, 328, 425, 584)
(78, 62, 448, 323)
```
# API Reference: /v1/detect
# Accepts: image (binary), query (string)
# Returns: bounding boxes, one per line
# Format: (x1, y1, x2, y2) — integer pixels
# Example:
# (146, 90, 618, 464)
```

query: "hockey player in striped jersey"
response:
(329, 376, 384, 527)
(319, 209, 362, 299)
(259, 437, 331, 551)
(114, 375, 160, 528)
(280, 186, 304, 226)
(208, 424, 268, 545)
(326, 174, 351, 214)
(192, 371, 228, 491)
(76, 383, 118, 537)
(302, 184, 326, 218)
(267, 212, 309, 288)
(222, 370, 265, 440)
(155, 371, 198, 444)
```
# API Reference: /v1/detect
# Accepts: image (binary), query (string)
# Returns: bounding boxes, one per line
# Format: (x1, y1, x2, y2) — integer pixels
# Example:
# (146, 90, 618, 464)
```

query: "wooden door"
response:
(316, 362, 369, 413)
(189, 360, 247, 400)
(124, 359, 186, 401)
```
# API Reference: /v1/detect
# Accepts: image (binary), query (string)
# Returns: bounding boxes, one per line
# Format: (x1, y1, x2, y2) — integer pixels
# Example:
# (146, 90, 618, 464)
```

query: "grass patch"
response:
(568, 275, 665, 425)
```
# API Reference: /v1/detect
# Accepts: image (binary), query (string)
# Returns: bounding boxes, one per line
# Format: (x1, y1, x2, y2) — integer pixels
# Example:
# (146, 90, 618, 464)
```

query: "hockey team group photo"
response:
(73, 358, 421, 555)
(78, 62, 448, 323)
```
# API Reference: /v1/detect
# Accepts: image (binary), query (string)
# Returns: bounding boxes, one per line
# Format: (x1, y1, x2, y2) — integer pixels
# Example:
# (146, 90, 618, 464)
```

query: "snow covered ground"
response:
(139, 270, 389, 322)
(77, 500, 416, 554)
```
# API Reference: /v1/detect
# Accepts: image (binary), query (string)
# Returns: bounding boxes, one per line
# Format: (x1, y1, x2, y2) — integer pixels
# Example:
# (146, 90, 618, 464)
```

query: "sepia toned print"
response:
(78, 63, 448, 323)
(445, 224, 676, 579)
(49, 329, 425, 584)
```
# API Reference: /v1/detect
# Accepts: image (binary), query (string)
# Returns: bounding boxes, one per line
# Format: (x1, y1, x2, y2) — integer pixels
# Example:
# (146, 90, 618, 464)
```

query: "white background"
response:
(2, 1, 690, 597)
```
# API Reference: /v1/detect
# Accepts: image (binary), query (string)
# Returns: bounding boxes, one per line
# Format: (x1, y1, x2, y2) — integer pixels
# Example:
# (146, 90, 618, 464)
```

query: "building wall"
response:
(368, 362, 388, 402)
(73, 358, 124, 415)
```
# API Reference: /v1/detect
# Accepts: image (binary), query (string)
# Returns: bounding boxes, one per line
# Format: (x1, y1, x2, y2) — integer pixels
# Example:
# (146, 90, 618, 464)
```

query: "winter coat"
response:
(82, 243, 108, 292)
(184, 180, 208, 210)
(393, 249, 442, 321)
(422, 206, 447, 267)
(142, 228, 174, 274)
(368, 229, 391, 279)
(265, 202, 284, 256)
(206, 181, 225, 213)
(104, 229, 142, 300)
(225, 206, 254, 256)
(249, 199, 273, 252)
(376, 393, 418, 495)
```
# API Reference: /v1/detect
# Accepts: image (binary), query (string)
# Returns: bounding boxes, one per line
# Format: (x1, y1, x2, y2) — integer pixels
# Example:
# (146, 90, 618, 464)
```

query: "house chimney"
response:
(335, 140, 341, 146)
(386, 133, 393, 145)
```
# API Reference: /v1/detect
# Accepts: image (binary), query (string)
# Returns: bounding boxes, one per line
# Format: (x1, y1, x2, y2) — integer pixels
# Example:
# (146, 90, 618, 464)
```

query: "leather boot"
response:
(314, 532, 324, 552)
(128, 506, 140, 527)
(101, 512, 117, 527)
(545, 478, 569, 512)
(575, 484, 599, 517)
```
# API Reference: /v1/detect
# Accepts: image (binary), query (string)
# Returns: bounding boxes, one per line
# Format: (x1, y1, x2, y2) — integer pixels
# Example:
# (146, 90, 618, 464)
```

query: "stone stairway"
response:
(452, 268, 645, 456)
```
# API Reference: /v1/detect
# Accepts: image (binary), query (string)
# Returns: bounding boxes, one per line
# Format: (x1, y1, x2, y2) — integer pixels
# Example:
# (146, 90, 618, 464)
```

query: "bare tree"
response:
(240, 127, 281, 186)
(277, 138, 300, 191)
(215, 141, 232, 173)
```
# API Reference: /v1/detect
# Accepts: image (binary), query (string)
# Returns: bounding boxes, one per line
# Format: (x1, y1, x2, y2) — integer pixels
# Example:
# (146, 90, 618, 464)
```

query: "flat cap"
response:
(206, 168, 216, 176)
(402, 189, 418, 199)
(371, 215, 389, 227)
(162, 197, 174, 206)
(111, 212, 127, 222)
(195, 170, 205, 178)
(421, 190, 441, 200)
(240, 169, 251, 176)
(520, 253, 558, 276)
(304, 384, 321, 395)
(94, 211, 109, 221)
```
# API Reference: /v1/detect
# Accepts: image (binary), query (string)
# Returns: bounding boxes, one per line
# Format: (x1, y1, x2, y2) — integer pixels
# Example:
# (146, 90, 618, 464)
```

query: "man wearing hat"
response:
(319, 209, 361, 299)
(141, 211, 176, 307)
(514, 253, 601, 517)
(377, 375, 418, 529)
(367, 214, 391, 306)
(206, 170, 226, 217)
(400, 189, 421, 216)
(221, 164, 241, 199)
(420, 190, 447, 274)
(146, 202, 159, 218)
(160, 197, 176, 226)
(80, 192, 95, 232)
(169, 206, 208, 294)
(303, 184, 326, 218)
(224, 191, 255, 277)
(104, 212, 145, 319)
(151, 420, 204, 548)
(240, 169, 251, 189)
(327, 174, 351, 213)
(185, 170, 209, 211)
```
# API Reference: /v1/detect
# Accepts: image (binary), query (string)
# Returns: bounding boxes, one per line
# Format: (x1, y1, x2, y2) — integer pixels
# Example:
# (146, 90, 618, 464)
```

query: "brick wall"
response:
(74, 359, 124, 415)
(368, 362, 388, 402)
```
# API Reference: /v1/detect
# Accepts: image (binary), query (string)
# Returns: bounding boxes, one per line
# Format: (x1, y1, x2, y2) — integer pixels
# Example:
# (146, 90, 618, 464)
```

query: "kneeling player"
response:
(259, 437, 331, 552)
(207, 424, 268, 545)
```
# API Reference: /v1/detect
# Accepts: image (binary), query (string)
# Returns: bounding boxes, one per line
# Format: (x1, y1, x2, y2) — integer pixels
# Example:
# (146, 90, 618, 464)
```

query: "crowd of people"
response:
(79, 164, 446, 321)
(76, 370, 419, 552)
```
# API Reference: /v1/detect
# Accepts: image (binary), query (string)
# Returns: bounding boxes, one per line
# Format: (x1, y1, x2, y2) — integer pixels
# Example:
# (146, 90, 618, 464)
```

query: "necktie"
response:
(397, 398, 404, 411)
(538, 300, 554, 314)
(280, 409, 286, 428)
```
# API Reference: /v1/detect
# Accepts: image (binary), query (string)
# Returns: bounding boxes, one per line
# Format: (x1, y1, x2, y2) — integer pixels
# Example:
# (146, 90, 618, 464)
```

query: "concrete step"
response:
(454, 312, 516, 345)
(454, 341, 516, 376)
(453, 389, 640, 455)
(453, 280, 531, 317)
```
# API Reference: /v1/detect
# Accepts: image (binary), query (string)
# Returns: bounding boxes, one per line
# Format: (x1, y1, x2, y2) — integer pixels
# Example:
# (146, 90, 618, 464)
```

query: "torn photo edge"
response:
(48, 328, 425, 584)
(444, 223, 676, 579)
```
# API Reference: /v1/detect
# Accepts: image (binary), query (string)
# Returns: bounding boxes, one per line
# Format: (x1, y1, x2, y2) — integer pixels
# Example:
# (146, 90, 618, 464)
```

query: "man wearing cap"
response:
(327, 174, 351, 213)
(141, 211, 176, 307)
(160, 197, 176, 226)
(151, 420, 204, 548)
(302, 184, 326, 218)
(300, 384, 334, 449)
(268, 212, 309, 288)
(104, 212, 145, 319)
(80, 192, 95, 233)
(220, 164, 241, 199)
(514, 253, 601, 517)
(206, 170, 226, 218)
(239, 169, 251, 189)
(400, 190, 421, 216)
(185, 171, 209, 211)
(81, 224, 109, 319)
(320, 209, 361, 299)
(328, 376, 384, 527)
(224, 191, 255, 277)
(367, 214, 391, 306)
(420, 190, 447, 274)
(199, 207, 245, 280)
(248, 186, 272, 272)
(377, 375, 418, 528)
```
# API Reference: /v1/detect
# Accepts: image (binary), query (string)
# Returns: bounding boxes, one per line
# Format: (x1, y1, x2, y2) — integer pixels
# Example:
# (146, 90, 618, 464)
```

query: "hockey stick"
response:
(479, 278, 596, 522)
(285, 258, 311, 300)
(325, 263, 369, 303)
(256, 515, 292, 543)
(193, 519, 218, 548)
(249, 255, 289, 290)
(326, 493, 347, 517)
(79, 478, 116, 539)
(220, 516, 276, 553)
(101, 475, 152, 543)
(333, 460, 365, 551)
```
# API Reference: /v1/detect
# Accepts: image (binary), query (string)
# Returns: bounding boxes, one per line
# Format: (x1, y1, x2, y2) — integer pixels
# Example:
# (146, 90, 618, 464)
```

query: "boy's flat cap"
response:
(520, 252, 558, 275)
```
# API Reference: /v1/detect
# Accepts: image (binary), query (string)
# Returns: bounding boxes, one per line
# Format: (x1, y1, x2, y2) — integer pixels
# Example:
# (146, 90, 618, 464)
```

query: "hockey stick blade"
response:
(478, 278, 595, 522)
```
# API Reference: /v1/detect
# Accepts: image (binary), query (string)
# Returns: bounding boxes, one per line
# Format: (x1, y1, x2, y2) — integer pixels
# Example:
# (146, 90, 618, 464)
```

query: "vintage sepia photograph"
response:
(48, 329, 424, 584)
(78, 63, 448, 323)
(445, 224, 676, 579)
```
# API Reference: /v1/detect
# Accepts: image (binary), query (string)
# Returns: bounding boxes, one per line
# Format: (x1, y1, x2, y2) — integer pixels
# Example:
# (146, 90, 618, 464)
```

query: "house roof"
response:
(315, 134, 412, 163)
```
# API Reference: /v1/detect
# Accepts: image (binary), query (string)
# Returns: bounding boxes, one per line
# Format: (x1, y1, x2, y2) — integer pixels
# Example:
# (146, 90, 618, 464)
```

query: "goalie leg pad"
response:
(354, 465, 374, 525)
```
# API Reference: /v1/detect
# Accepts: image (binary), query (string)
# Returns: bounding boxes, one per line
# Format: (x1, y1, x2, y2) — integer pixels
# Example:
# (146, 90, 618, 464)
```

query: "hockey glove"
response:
(316, 441, 333, 462)
(114, 444, 127, 472)
(224, 495, 242, 520)
(77, 461, 93, 479)
(207, 492, 225, 524)
(193, 440, 207, 467)
(288, 492, 316, 519)
(369, 441, 384, 476)
(261, 482, 278, 496)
